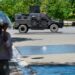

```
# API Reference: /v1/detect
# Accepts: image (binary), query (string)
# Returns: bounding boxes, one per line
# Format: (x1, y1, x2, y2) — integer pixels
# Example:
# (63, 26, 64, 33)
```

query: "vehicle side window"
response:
(23, 16, 27, 19)
(17, 16, 21, 19)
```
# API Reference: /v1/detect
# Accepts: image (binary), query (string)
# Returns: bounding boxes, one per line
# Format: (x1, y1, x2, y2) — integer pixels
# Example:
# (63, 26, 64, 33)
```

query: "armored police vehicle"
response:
(14, 13, 64, 33)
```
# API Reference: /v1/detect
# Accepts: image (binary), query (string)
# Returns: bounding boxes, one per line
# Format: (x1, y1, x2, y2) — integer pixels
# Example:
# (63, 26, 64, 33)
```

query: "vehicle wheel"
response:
(41, 19, 48, 26)
(19, 25, 28, 33)
(50, 24, 59, 32)
(31, 19, 38, 26)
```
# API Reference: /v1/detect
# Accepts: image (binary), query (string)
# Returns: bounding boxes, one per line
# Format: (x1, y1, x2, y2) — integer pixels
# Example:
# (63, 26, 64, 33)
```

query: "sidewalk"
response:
(9, 27, 75, 74)
(12, 45, 75, 66)
(10, 27, 75, 65)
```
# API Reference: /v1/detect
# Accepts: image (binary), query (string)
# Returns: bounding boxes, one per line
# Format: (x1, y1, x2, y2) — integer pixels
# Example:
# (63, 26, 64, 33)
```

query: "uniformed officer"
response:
(0, 11, 12, 75)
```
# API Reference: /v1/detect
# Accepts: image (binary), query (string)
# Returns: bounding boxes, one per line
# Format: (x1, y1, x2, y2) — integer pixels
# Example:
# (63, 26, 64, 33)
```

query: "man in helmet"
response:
(0, 11, 12, 75)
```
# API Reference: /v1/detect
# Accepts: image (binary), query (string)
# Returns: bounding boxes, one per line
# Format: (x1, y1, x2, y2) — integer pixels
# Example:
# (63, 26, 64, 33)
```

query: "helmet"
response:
(0, 11, 12, 28)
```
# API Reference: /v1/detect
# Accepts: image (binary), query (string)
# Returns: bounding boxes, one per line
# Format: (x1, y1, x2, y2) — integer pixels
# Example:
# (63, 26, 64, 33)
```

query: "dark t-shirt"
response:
(0, 32, 12, 60)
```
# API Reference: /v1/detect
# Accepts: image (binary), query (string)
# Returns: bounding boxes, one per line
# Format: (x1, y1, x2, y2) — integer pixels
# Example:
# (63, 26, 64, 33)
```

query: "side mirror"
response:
(0, 18, 3, 25)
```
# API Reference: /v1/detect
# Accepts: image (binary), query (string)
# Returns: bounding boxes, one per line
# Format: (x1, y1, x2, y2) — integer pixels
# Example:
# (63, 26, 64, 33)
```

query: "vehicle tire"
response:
(41, 19, 48, 26)
(50, 24, 59, 32)
(19, 25, 28, 33)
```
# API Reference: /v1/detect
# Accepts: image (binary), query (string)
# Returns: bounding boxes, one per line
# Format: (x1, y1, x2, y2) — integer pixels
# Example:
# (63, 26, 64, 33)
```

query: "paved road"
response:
(8, 27, 75, 47)
(9, 27, 75, 71)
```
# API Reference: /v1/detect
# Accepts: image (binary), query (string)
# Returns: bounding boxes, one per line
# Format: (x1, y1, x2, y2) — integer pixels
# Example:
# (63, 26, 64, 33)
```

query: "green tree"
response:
(0, 0, 74, 20)
(47, 0, 71, 19)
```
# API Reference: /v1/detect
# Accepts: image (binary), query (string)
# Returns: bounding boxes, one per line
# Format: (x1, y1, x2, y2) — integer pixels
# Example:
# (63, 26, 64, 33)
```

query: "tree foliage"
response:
(47, 0, 71, 19)
(0, 0, 75, 20)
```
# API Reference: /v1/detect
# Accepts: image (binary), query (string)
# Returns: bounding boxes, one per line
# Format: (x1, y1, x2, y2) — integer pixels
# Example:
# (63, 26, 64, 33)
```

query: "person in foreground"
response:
(0, 11, 12, 75)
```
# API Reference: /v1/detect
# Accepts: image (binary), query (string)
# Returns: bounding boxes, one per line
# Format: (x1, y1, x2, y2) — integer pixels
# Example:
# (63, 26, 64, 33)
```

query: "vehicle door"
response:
(29, 13, 40, 29)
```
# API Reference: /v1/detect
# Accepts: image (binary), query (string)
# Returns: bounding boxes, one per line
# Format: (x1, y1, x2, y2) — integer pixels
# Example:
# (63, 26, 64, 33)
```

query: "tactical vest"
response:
(0, 32, 12, 60)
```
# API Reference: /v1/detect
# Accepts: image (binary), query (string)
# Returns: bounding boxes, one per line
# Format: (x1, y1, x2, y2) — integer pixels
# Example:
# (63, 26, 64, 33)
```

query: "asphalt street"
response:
(9, 27, 75, 73)
(8, 27, 75, 46)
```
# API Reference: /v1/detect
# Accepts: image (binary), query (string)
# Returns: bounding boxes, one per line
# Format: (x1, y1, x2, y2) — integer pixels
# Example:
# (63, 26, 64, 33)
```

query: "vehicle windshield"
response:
(0, 11, 12, 28)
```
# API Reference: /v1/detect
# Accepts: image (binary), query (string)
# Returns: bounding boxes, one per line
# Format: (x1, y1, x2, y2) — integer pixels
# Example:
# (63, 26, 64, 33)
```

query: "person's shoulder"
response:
(4, 31, 10, 35)
(3, 31, 11, 37)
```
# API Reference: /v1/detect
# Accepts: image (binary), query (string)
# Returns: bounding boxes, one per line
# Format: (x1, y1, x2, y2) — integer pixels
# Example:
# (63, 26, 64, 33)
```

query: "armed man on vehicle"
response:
(0, 11, 12, 75)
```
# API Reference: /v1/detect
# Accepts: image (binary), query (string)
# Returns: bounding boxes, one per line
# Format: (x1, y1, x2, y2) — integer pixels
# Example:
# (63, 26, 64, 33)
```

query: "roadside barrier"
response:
(64, 21, 75, 26)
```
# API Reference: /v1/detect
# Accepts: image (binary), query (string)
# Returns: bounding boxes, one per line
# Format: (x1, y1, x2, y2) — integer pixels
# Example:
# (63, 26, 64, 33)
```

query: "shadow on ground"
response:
(12, 37, 42, 42)
(14, 32, 63, 35)
(14, 31, 75, 35)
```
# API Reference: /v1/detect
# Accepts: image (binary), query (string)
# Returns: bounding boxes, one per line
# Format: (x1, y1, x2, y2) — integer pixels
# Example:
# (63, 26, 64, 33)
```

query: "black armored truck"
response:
(14, 13, 64, 33)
